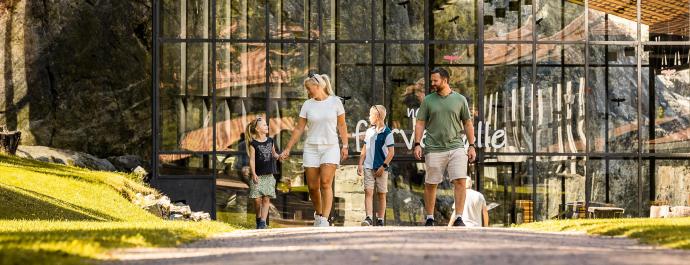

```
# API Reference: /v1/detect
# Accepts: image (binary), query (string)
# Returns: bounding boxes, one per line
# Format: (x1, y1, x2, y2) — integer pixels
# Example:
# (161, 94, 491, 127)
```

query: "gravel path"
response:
(107, 227, 690, 265)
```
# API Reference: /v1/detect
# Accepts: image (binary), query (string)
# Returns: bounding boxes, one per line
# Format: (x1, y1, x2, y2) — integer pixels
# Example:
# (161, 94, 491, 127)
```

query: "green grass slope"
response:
(519, 218, 690, 250)
(0, 154, 235, 265)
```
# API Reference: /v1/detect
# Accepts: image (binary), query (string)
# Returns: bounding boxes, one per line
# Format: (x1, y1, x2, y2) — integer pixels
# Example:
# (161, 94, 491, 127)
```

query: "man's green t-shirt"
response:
(417, 91, 471, 153)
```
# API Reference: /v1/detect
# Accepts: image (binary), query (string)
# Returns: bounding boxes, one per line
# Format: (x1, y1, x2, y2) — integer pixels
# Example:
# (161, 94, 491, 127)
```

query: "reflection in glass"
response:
(328, 0, 372, 40)
(216, 0, 266, 39)
(384, 67, 425, 157)
(641, 1, 690, 42)
(161, 0, 211, 38)
(483, 0, 531, 41)
(376, 0, 424, 40)
(160, 43, 212, 151)
(216, 43, 274, 98)
(536, 0, 585, 41)
(590, 159, 647, 217)
(482, 156, 532, 226)
(588, 0, 637, 41)
(215, 98, 266, 152)
(536, 45, 586, 153)
(432, 44, 475, 65)
(268, 0, 319, 40)
(588, 45, 639, 153)
(654, 160, 690, 207)
(483, 44, 532, 153)
(535, 156, 586, 221)
(433, 0, 476, 40)
(159, 154, 214, 175)
(269, 43, 320, 98)
(642, 46, 690, 153)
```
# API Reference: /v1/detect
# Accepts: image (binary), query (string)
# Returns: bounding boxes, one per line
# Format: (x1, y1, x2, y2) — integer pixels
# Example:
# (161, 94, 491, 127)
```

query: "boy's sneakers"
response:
(452, 216, 466, 227)
(361, 216, 373, 226)
(256, 217, 261, 229)
(424, 217, 435, 226)
(376, 218, 384, 226)
(257, 220, 267, 229)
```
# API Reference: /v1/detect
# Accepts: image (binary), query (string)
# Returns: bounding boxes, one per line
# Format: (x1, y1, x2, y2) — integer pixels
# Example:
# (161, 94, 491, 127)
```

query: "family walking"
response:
(244, 67, 483, 229)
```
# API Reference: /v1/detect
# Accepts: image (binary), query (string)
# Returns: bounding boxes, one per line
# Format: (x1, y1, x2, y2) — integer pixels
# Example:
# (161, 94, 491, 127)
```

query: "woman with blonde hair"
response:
(279, 73, 349, 227)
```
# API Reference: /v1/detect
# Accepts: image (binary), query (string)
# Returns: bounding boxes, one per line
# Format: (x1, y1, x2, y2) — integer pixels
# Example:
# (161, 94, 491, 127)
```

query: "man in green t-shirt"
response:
(414, 67, 476, 227)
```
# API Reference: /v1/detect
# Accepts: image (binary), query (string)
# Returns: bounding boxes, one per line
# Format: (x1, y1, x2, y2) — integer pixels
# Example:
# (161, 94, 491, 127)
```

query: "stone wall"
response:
(0, 0, 152, 159)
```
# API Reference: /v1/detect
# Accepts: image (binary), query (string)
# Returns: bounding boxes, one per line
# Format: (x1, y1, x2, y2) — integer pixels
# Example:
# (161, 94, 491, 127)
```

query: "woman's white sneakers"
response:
(313, 212, 330, 227)
(313, 212, 321, 227)
(319, 216, 330, 227)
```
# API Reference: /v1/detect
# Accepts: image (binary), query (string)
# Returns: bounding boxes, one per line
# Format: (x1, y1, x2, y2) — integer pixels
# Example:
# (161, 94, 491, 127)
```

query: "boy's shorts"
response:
(363, 169, 388, 193)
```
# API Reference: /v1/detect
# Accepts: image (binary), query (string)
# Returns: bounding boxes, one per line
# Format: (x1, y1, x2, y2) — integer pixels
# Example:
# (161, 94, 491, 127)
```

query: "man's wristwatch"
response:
(414, 142, 421, 147)
(382, 163, 389, 169)
(468, 144, 475, 149)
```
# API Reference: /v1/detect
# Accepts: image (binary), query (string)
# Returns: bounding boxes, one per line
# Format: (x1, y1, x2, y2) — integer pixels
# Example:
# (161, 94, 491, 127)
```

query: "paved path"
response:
(107, 227, 690, 265)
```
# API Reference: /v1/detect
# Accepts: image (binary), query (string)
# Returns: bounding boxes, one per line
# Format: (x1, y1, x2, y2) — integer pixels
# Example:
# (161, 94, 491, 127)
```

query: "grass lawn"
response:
(0, 154, 237, 265)
(519, 217, 690, 250)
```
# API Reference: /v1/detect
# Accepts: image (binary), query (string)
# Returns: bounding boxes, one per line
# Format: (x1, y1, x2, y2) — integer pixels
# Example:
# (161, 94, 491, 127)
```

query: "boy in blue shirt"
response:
(357, 105, 395, 226)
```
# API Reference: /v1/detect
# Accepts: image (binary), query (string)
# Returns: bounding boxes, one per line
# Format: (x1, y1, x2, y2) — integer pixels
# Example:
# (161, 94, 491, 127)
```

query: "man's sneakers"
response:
(376, 218, 384, 227)
(425, 217, 435, 226)
(361, 216, 373, 226)
(452, 216, 466, 227)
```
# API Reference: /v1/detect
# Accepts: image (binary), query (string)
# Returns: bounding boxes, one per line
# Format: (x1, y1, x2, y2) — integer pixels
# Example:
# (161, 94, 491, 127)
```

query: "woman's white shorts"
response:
(302, 143, 340, 168)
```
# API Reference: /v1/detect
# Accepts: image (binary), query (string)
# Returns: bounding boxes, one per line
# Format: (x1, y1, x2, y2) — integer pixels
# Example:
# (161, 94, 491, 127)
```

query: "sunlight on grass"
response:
(0, 154, 238, 265)
(519, 217, 690, 250)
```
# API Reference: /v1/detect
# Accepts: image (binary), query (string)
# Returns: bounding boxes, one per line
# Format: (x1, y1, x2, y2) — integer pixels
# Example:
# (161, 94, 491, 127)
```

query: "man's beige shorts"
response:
(363, 169, 388, 193)
(424, 147, 468, 184)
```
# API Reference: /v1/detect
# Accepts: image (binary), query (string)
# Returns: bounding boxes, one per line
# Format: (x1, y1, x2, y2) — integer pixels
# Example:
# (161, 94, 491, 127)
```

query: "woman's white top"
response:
(299, 96, 345, 145)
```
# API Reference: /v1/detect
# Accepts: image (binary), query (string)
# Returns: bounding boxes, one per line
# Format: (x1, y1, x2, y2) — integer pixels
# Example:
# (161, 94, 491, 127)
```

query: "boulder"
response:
(132, 166, 149, 178)
(16, 145, 116, 171)
(107, 155, 145, 172)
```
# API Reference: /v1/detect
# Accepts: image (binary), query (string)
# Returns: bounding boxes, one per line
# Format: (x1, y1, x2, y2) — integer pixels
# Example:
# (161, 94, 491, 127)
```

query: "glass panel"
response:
(273, 99, 309, 153)
(382, 66, 425, 157)
(654, 160, 690, 207)
(535, 156, 586, 221)
(536, 0, 585, 41)
(588, 45, 639, 153)
(384, 161, 427, 226)
(161, 0, 211, 38)
(588, 0, 638, 41)
(433, 0, 477, 40)
(268, 0, 319, 40)
(483, 0, 532, 41)
(216, 0, 267, 39)
(160, 43, 212, 151)
(482, 156, 532, 226)
(536, 44, 586, 153)
(432, 44, 476, 65)
(336, 43, 376, 152)
(382, 44, 425, 65)
(589, 159, 645, 218)
(268, 43, 319, 99)
(215, 98, 266, 152)
(642, 45, 690, 153)
(328, 0, 373, 40)
(483, 44, 532, 153)
(641, 0, 690, 42)
(216, 43, 268, 98)
(376, 0, 424, 40)
(159, 154, 214, 175)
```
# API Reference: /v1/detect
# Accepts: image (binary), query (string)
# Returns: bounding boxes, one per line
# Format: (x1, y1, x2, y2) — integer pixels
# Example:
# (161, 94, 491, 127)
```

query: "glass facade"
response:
(153, 0, 690, 226)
